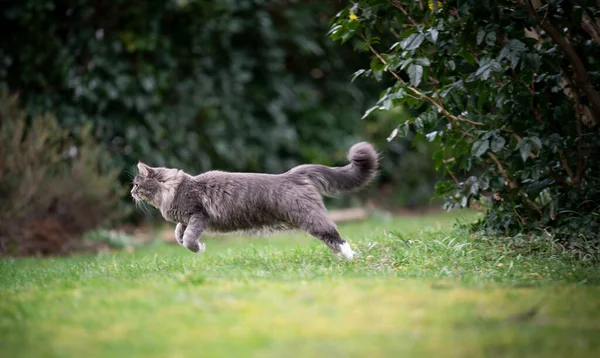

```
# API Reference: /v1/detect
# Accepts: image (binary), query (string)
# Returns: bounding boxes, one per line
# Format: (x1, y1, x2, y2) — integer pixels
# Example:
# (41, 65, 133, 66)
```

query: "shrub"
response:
(329, 0, 600, 249)
(0, 93, 126, 256)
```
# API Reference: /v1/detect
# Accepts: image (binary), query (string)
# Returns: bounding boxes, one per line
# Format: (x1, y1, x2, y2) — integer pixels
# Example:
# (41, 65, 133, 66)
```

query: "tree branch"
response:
(442, 157, 460, 186)
(518, 0, 600, 126)
(488, 152, 517, 189)
(570, 81, 588, 186)
(489, 152, 543, 217)
(359, 32, 486, 128)
(582, 13, 600, 46)
(388, 0, 418, 26)
(558, 149, 575, 183)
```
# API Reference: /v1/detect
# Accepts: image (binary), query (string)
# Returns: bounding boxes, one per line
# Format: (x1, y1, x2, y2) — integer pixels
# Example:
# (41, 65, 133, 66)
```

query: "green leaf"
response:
(476, 29, 486, 45)
(407, 64, 423, 87)
(362, 105, 380, 119)
(479, 176, 490, 190)
(415, 58, 431, 66)
(516, 138, 532, 162)
(401, 33, 425, 50)
(386, 121, 410, 142)
(387, 127, 400, 142)
(472, 140, 490, 157)
(399, 59, 413, 71)
(434, 180, 455, 197)
(532, 166, 540, 181)
(413, 116, 424, 132)
(432, 150, 445, 171)
(425, 131, 438, 142)
(497, 39, 526, 69)
(491, 136, 506, 152)
(419, 111, 438, 131)
(459, 49, 477, 65)
(477, 91, 489, 110)
(399, 121, 409, 137)
(370, 57, 384, 81)
(485, 31, 496, 46)
(446, 60, 456, 71)
(467, 58, 502, 82)
(351, 69, 366, 82)
(469, 180, 480, 196)
(429, 29, 439, 43)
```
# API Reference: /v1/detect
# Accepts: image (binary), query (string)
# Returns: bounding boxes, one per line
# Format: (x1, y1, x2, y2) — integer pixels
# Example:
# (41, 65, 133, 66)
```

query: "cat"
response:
(131, 142, 378, 259)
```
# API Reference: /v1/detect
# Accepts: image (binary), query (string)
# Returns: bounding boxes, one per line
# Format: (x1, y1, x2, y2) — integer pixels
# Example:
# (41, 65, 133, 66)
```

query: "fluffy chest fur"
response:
(160, 180, 205, 225)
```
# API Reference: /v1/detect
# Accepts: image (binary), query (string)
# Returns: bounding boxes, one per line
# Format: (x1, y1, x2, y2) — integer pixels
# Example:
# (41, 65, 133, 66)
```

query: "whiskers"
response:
(124, 168, 137, 181)
(132, 196, 154, 217)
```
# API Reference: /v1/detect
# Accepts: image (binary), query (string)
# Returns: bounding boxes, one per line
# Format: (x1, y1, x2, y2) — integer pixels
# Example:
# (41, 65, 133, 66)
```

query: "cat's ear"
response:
(137, 162, 153, 177)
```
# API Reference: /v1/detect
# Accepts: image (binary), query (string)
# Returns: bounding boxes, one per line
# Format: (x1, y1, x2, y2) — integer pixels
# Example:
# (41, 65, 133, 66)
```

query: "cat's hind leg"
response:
(312, 227, 355, 260)
(294, 211, 355, 260)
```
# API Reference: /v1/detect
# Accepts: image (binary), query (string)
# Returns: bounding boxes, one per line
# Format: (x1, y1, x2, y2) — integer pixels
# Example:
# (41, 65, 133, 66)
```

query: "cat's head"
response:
(131, 162, 182, 208)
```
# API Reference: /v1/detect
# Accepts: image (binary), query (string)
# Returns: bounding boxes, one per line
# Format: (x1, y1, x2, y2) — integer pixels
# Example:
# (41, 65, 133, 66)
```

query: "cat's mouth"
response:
(132, 192, 158, 208)
(131, 191, 145, 202)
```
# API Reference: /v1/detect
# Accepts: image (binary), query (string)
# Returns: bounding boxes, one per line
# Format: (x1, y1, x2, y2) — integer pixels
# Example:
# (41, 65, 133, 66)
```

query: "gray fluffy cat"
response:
(131, 142, 378, 259)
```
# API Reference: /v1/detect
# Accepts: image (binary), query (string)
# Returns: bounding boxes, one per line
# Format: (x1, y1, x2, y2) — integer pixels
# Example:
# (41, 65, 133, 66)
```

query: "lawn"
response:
(1, 211, 599, 358)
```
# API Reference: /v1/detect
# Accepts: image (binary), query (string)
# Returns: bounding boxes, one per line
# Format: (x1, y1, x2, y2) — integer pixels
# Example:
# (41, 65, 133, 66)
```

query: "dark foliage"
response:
(330, 0, 600, 251)
(0, 0, 379, 178)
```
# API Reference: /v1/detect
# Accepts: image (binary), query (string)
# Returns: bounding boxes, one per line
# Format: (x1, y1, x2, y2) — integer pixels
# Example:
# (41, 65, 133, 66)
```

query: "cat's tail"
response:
(287, 142, 379, 196)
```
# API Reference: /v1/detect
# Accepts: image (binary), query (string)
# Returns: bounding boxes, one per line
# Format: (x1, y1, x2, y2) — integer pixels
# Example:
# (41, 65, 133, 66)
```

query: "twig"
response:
(358, 31, 485, 128)
(529, 106, 543, 123)
(443, 158, 460, 185)
(358, 33, 403, 82)
(570, 83, 587, 186)
(489, 152, 543, 217)
(467, 49, 480, 64)
(513, 207, 527, 226)
(488, 152, 517, 189)
(525, 77, 543, 123)
(582, 13, 600, 46)
(558, 150, 575, 183)
(541, 1, 550, 25)
(418, 93, 486, 127)
(388, 0, 418, 26)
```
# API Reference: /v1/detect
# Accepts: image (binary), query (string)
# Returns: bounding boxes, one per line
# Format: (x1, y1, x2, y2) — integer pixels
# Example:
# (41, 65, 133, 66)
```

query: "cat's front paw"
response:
(175, 223, 186, 245)
(183, 240, 206, 254)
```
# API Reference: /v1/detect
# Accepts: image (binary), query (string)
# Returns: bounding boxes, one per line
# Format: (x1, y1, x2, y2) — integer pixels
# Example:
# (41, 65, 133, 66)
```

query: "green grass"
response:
(1, 211, 599, 358)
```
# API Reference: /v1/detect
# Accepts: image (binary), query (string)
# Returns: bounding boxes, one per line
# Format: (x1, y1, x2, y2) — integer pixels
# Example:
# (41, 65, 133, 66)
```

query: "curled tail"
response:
(287, 142, 379, 196)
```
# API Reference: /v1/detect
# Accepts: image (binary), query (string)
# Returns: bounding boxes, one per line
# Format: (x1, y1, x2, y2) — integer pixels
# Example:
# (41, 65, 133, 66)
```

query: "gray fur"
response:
(131, 142, 378, 258)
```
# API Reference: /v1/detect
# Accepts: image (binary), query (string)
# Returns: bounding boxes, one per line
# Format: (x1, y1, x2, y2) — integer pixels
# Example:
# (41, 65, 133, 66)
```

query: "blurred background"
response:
(0, 0, 440, 256)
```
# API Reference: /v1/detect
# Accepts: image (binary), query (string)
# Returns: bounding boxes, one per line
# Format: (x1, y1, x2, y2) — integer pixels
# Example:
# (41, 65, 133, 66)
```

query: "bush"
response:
(0, 93, 126, 256)
(0, 0, 379, 177)
(330, 0, 600, 248)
